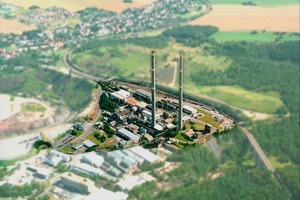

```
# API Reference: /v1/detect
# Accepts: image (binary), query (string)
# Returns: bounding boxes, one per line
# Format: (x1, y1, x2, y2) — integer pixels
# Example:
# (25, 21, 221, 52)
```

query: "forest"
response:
(0, 68, 93, 111)
(162, 25, 219, 46)
(192, 41, 299, 113)
(129, 128, 290, 200)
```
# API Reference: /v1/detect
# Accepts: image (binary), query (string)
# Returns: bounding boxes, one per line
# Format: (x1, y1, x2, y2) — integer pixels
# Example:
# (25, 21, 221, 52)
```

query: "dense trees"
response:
(99, 93, 118, 112)
(162, 25, 218, 46)
(252, 115, 299, 165)
(33, 140, 52, 150)
(0, 68, 93, 111)
(277, 166, 300, 200)
(154, 167, 289, 200)
(0, 182, 43, 198)
(127, 36, 169, 49)
(192, 41, 300, 114)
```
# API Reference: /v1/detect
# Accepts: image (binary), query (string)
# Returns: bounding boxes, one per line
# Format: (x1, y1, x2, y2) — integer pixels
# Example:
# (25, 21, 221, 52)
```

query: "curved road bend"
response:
(63, 51, 100, 82)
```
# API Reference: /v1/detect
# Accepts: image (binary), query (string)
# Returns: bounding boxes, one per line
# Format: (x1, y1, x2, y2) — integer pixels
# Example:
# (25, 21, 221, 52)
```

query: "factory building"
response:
(183, 105, 197, 114)
(134, 89, 151, 101)
(110, 89, 131, 103)
(116, 128, 140, 142)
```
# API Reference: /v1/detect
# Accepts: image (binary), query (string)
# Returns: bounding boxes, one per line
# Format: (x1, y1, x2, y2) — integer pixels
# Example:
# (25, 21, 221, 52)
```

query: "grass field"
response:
(2, 0, 155, 13)
(189, 5, 299, 32)
(22, 103, 46, 112)
(209, 0, 299, 7)
(211, 31, 300, 42)
(186, 84, 283, 114)
(72, 42, 231, 84)
(0, 17, 35, 34)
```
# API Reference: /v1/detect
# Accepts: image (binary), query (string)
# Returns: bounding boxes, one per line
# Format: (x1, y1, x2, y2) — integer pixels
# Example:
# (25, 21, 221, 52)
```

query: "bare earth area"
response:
(0, 17, 35, 34)
(2, 0, 155, 13)
(189, 5, 300, 32)
(0, 94, 59, 137)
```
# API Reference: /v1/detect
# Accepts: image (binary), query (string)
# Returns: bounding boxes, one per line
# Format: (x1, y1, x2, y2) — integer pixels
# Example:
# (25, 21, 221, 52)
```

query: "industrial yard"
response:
(54, 51, 234, 154)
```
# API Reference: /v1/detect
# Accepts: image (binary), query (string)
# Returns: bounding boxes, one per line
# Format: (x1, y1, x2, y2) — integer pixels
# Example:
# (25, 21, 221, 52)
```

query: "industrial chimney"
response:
(178, 52, 184, 130)
(151, 51, 156, 129)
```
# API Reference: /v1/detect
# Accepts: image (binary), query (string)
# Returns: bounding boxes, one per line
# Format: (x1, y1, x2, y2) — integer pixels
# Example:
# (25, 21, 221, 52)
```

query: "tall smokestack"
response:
(178, 52, 184, 130)
(151, 51, 156, 129)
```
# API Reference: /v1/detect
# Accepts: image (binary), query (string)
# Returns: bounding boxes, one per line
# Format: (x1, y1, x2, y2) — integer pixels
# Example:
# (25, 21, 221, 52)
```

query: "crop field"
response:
(185, 84, 284, 114)
(211, 31, 300, 42)
(189, 5, 299, 32)
(0, 17, 35, 34)
(2, 0, 155, 13)
(209, 0, 299, 7)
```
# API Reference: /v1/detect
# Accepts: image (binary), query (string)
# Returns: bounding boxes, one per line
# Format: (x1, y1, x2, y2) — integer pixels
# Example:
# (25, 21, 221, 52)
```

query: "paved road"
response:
(63, 51, 100, 82)
(240, 127, 275, 172)
(68, 87, 102, 145)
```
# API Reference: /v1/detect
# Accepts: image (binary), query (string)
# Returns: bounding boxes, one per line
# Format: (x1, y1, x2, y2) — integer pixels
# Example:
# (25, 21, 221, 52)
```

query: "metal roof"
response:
(83, 140, 96, 148)
(129, 146, 159, 163)
(118, 128, 140, 141)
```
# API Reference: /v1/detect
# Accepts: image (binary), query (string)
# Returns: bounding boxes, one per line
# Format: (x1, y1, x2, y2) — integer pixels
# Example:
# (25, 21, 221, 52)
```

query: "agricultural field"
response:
(208, 0, 299, 7)
(211, 31, 300, 42)
(1, 0, 155, 13)
(189, 5, 299, 32)
(0, 17, 35, 34)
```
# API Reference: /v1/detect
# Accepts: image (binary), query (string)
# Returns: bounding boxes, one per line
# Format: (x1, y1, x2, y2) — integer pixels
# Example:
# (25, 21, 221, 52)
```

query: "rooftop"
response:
(183, 105, 197, 113)
(118, 128, 140, 141)
(61, 172, 95, 187)
(85, 187, 128, 200)
(125, 97, 138, 106)
(117, 175, 146, 191)
(129, 146, 159, 163)
(83, 140, 96, 148)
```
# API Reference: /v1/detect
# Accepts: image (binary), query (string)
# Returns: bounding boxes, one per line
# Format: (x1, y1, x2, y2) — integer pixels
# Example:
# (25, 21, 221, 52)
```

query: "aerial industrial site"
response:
(54, 51, 234, 154)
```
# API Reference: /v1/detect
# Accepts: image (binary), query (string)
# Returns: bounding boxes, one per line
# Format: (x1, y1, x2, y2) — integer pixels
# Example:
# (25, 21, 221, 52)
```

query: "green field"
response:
(71, 41, 231, 83)
(186, 84, 283, 114)
(22, 103, 46, 112)
(208, 0, 299, 6)
(212, 31, 300, 42)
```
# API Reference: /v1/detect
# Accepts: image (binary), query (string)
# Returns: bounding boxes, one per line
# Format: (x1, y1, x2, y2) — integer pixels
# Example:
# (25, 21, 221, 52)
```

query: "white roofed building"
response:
(71, 163, 104, 177)
(83, 140, 96, 148)
(45, 150, 70, 166)
(183, 105, 197, 114)
(60, 172, 95, 194)
(117, 128, 140, 142)
(85, 187, 128, 200)
(80, 152, 104, 168)
(110, 90, 131, 102)
(128, 146, 159, 163)
(116, 175, 146, 191)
